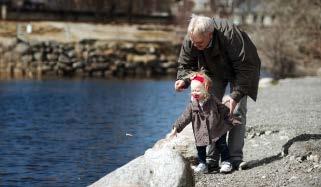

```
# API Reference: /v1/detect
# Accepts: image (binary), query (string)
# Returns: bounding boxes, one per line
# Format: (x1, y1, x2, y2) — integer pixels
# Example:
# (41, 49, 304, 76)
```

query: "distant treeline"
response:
(2, 0, 174, 23)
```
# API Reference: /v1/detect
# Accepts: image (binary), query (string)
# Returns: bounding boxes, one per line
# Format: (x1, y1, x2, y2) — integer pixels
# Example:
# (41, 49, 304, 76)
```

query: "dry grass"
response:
(0, 21, 17, 37)
(0, 21, 184, 44)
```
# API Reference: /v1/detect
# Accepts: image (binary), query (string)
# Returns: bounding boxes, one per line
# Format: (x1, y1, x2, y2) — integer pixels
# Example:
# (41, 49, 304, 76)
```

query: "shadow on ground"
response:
(243, 134, 321, 170)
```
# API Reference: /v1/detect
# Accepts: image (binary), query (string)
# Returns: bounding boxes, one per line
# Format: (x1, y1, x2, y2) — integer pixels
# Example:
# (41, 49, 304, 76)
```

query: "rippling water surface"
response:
(0, 79, 189, 186)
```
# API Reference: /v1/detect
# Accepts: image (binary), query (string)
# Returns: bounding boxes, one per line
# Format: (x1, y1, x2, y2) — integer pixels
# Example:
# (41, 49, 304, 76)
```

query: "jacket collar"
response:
(191, 96, 212, 111)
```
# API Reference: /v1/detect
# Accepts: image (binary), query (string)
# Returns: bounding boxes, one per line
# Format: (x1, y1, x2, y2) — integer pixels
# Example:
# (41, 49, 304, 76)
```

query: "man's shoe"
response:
(219, 161, 233, 173)
(232, 160, 248, 170)
(191, 163, 208, 173)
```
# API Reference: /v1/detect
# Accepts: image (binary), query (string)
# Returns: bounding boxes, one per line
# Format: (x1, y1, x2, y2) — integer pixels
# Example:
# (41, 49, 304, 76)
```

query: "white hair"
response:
(187, 14, 214, 36)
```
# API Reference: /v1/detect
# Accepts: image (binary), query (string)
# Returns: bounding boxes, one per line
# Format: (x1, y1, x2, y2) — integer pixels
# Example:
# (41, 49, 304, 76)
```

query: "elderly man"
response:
(175, 14, 261, 171)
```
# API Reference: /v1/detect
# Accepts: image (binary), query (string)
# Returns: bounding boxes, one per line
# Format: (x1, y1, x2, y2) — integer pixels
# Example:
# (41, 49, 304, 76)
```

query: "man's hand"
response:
(223, 96, 238, 116)
(174, 80, 185, 92)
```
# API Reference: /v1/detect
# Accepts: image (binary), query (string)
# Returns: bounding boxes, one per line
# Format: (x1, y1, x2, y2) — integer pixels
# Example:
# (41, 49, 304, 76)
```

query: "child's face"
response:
(191, 80, 207, 101)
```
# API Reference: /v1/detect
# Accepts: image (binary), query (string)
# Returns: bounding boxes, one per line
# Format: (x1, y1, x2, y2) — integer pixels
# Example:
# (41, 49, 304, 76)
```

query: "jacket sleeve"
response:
(214, 97, 229, 119)
(223, 24, 252, 102)
(173, 103, 192, 133)
(177, 35, 199, 88)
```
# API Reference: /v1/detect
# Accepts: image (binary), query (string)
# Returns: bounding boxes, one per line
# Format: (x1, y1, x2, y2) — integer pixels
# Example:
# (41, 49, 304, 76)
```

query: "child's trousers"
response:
(197, 133, 230, 164)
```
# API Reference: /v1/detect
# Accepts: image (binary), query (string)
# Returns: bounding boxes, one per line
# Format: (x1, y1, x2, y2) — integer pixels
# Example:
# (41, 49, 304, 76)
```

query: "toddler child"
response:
(168, 72, 240, 173)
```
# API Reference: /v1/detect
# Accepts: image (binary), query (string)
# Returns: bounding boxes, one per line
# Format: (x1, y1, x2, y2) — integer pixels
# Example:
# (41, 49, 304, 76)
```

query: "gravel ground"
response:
(195, 77, 321, 187)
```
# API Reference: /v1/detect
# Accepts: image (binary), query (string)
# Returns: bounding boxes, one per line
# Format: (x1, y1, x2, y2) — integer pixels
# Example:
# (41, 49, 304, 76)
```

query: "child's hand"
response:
(166, 127, 177, 139)
(229, 116, 242, 126)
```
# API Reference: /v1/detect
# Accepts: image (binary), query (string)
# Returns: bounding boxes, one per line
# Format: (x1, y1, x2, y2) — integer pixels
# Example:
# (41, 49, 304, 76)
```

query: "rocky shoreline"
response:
(0, 38, 180, 79)
(90, 77, 321, 187)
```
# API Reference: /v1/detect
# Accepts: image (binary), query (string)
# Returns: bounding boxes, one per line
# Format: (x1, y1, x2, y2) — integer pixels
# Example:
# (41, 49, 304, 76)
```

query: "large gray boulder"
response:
(89, 147, 194, 187)
(153, 125, 196, 159)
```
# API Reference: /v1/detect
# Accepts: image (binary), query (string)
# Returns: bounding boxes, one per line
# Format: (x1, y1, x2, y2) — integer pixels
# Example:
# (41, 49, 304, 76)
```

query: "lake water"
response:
(0, 79, 189, 187)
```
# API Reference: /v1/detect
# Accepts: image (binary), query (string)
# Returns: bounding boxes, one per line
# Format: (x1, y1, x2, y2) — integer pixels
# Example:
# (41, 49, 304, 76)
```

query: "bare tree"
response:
(172, 0, 194, 27)
(257, 0, 321, 79)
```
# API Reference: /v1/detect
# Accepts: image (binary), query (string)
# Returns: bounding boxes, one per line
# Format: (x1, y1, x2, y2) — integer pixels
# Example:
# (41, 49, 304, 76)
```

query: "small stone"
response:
(34, 52, 43, 61)
(307, 168, 313, 173)
(248, 133, 255, 139)
(72, 61, 85, 69)
(313, 164, 321, 169)
(58, 54, 71, 64)
(21, 55, 33, 63)
(296, 156, 303, 163)
(47, 54, 58, 61)
(40, 65, 51, 72)
(289, 176, 298, 181)
(67, 50, 76, 58)
(307, 155, 320, 163)
(14, 43, 29, 54)
(74, 69, 85, 77)
(279, 135, 289, 140)
(265, 130, 272, 135)
(104, 70, 113, 78)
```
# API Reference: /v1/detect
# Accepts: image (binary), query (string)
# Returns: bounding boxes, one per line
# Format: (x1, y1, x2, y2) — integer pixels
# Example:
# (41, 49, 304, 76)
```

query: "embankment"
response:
(0, 38, 180, 79)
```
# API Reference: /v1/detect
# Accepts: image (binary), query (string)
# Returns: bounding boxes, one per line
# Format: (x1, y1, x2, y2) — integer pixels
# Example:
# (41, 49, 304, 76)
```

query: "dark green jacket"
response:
(177, 19, 261, 102)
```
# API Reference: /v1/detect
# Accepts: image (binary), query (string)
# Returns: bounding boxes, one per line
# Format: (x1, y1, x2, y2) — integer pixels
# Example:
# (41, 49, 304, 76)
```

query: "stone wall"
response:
(0, 39, 180, 79)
